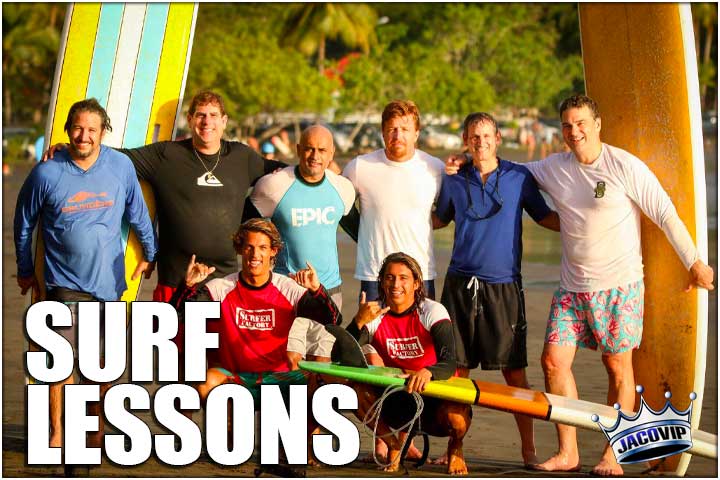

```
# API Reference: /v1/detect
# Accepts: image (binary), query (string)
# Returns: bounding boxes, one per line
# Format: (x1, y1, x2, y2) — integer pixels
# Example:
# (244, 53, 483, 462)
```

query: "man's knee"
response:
(601, 351, 633, 376)
(541, 347, 573, 376)
(501, 367, 528, 387)
(196, 368, 228, 401)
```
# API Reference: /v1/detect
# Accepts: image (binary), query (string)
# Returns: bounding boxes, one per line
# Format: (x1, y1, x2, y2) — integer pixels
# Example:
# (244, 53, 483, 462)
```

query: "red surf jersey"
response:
(365, 299, 451, 372)
(205, 272, 308, 373)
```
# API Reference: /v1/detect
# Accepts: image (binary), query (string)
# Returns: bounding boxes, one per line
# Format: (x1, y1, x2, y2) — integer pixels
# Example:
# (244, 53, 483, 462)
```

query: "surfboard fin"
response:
(326, 325, 368, 368)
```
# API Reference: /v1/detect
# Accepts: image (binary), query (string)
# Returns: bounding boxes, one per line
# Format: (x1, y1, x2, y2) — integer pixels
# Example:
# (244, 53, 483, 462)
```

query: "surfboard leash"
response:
(361, 385, 426, 471)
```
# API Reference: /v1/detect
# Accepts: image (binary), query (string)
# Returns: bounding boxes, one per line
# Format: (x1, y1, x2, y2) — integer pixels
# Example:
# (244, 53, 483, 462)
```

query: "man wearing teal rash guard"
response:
(14, 98, 156, 452)
(250, 125, 355, 369)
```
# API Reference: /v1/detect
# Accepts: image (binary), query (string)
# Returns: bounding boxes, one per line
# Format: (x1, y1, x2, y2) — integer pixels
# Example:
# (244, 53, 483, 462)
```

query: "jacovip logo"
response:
(235, 308, 275, 331)
(386, 336, 424, 360)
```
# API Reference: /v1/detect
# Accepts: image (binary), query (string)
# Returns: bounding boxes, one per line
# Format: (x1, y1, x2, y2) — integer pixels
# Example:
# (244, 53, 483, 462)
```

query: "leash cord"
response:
(361, 385, 425, 469)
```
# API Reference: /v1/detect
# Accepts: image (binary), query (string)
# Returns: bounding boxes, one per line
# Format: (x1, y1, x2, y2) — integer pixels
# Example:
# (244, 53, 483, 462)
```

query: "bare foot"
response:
(447, 453, 468, 475)
(532, 453, 581, 472)
(591, 457, 623, 476)
(431, 453, 448, 465)
(361, 438, 388, 463)
(405, 442, 423, 460)
(382, 449, 401, 472)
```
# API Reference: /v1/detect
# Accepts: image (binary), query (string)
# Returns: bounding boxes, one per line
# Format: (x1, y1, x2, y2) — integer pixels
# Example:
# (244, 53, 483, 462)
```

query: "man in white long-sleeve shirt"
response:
(523, 95, 714, 475)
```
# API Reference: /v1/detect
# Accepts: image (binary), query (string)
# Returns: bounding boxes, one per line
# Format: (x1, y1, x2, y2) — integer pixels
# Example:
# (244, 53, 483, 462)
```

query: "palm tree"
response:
(280, 3, 378, 73)
(691, 3, 717, 108)
(3, 4, 63, 124)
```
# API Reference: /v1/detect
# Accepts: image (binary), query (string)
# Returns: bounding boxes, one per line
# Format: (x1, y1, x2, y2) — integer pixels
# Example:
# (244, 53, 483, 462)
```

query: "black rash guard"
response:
(121, 139, 284, 286)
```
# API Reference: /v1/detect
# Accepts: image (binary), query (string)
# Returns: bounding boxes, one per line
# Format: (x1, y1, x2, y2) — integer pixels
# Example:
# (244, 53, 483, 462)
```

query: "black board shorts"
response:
(441, 273, 527, 370)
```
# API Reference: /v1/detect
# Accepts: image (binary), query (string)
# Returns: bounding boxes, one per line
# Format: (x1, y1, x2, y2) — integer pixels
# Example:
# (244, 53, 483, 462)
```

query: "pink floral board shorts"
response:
(545, 280, 644, 354)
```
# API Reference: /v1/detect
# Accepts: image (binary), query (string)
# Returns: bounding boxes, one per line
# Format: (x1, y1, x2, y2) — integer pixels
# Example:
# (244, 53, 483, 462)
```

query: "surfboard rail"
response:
(300, 360, 717, 460)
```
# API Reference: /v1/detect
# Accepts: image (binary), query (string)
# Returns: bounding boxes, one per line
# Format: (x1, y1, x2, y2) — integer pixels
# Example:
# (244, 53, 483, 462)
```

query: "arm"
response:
(625, 158, 712, 289)
(293, 262, 342, 325)
(123, 159, 158, 279)
(13, 166, 47, 294)
(339, 203, 360, 242)
(521, 169, 558, 231)
(424, 320, 457, 380)
(168, 254, 217, 320)
(117, 143, 167, 182)
(432, 212, 449, 229)
(404, 320, 456, 393)
(433, 174, 455, 228)
(241, 195, 263, 223)
(537, 211, 560, 232)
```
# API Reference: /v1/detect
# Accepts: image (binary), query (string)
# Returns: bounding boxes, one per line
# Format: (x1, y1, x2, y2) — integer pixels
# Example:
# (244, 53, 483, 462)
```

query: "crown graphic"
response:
(591, 385, 696, 464)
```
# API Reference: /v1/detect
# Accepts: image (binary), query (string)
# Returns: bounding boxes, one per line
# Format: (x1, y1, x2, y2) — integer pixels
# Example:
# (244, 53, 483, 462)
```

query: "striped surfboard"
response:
(32, 2, 197, 304)
(299, 360, 717, 461)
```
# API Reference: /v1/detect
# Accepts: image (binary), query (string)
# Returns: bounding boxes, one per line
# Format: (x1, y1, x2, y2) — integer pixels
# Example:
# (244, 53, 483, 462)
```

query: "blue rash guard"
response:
(14, 146, 157, 301)
(250, 166, 355, 290)
(435, 159, 551, 283)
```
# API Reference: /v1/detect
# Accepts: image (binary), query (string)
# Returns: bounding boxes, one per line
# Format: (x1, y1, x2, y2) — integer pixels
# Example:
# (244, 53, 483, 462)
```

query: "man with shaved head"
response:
(250, 125, 356, 368)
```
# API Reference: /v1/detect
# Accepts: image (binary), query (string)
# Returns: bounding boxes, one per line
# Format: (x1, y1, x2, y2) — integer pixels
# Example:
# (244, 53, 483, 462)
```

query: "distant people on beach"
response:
(15, 98, 157, 451)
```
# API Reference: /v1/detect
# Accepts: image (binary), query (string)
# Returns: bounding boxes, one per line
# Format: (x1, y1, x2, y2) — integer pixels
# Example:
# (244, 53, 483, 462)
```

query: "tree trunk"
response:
(4, 87, 12, 125)
(701, 23, 714, 107)
(317, 35, 326, 74)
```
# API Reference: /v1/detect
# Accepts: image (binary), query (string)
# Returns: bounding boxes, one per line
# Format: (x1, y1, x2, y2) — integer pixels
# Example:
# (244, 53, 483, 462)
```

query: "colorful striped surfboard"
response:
(31, 2, 197, 304)
(299, 360, 717, 461)
(579, 4, 710, 475)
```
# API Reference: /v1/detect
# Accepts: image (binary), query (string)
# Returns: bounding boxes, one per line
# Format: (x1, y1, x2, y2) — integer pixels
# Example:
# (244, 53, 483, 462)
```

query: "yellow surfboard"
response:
(27, 3, 197, 382)
(32, 2, 197, 304)
(579, 4, 709, 475)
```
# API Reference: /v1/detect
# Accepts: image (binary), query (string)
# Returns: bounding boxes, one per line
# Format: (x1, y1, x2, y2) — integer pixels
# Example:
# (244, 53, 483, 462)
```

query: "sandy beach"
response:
(2, 156, 717, 477)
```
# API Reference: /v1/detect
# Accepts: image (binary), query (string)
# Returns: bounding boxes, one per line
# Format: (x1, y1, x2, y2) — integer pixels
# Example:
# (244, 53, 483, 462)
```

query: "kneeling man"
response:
(347, 252, 470, 475)
(170, 218, 341, 418)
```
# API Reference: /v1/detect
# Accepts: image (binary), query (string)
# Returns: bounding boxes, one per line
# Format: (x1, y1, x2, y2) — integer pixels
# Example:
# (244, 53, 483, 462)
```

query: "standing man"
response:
(434, 112, 559, 468)
(443, 95, 715, 475)
(14, 98, 157, 449)
(342, 100, 443, 461)
(343, 100, 444, 301)
(249, 125, 356, 368)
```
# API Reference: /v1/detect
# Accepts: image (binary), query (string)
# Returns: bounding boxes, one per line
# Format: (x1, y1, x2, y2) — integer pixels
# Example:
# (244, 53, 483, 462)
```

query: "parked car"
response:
(419, 125, 463, 150)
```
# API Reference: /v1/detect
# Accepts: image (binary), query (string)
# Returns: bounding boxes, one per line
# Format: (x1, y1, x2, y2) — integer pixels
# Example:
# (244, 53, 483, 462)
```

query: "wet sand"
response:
(2, 161, 717, 477)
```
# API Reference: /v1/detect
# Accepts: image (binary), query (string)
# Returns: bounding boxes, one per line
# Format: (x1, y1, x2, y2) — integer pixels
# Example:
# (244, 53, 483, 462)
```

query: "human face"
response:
(187, 102, 228, 153)
(296, 127, 335, 182)
(382, 115, 419, 162)
(67, 111, 105, 161)
(463, 120, 500, 164)
(561, 106, 602, 161)
(239, 231, 278, 284)
(382, 262, 420, 312)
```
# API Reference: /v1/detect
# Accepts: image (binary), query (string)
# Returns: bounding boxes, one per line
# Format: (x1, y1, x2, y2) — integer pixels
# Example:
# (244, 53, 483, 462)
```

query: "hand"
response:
(445, 153, 467, 175)
(42, 143, 68, 161)
(400, 368, 432, 393)
(289, 261, 320, 292)
(185, 254, 215, 287)
(131, 260, 155, 281)
(17, 275, 38, 296)
(354, 291, 390, 328)
(686, 260, 714, 291)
